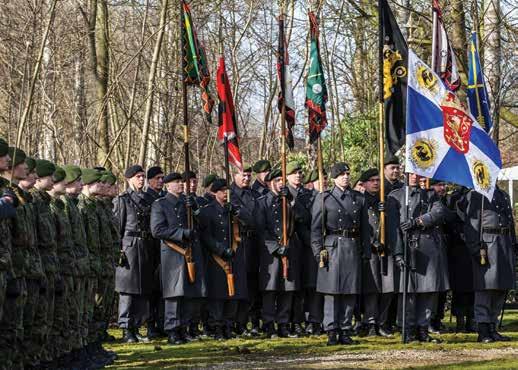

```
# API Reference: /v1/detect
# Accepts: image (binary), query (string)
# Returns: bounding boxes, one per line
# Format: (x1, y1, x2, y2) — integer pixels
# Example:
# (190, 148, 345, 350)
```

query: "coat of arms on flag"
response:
(405, 50, 502, 199)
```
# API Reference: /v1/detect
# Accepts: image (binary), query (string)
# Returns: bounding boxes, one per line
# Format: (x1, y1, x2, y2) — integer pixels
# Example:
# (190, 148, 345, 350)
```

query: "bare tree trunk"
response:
(73, 45, 87, 164)
(138, 0, 169, 165)
(484, 0, 502, 143)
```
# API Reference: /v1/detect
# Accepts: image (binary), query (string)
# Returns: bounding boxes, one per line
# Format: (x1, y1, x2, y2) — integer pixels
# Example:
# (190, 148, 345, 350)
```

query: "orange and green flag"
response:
(182, 1, 214, 123)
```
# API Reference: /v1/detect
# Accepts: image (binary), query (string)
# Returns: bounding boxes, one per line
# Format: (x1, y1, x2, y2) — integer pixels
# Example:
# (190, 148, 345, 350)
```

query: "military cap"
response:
(53, 166, 66, 183)
(330, 162, 350, 179)
(359, 168, 379, 183)
(164, 172, 182, 184)
(304, 169, 327, 184)
(286, 161, 302, 176)
(0, 138, 8, 157)
(210, 178, 227, 192)
(384, 154, 400, 166)
(265, 168, 282, 182)
(62, 165, 82, 184)
(82, 168, 102, 185)
(147, 166, 163, 179)
(429, 178, 446, 186)
(242, 163, 252, 173)
(182, 170, 197, 181)
(124, 164, 144, 179)
(253, 159, 272, 173)
(25, 157, 36, 172)
(8, 147, 26, 167)
(35, 159, 56, 178)
(202, 173, 218, 188)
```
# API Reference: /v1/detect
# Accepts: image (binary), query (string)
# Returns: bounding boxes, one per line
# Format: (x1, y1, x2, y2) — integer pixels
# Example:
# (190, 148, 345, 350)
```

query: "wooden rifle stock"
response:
(213, 254, 235, 297)
(164, 240, 196, 284)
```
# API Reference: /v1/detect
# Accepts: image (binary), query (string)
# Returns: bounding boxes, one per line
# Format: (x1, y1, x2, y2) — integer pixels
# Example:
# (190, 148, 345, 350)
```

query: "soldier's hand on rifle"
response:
(377, 202, 385, 213)
(279, 186, 292, 201)
(2, 189, 18, 208)
(185, 195, 196, 209)
(183, 228, 194, 241)
(276, 246, 288, 257)
(395, 255, 405, 270)
(222, 248, 235, 260)
(400, 218, 419, 232)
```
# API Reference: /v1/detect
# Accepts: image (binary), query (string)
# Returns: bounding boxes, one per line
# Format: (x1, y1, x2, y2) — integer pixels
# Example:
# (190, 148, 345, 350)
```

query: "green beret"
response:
(202, 174, 218, 188)
(286, 161, 302, 176)
(62, 165, 82, 184)
(35, 159, 56, 178)
(359, 168, 379, 183)
(265, 168, 281, 182)
(25, 157, 36, 172)
(0, 138, 8, 157)
(8, 147, 26, 167)
(104, 172, 117, 185)
(81, 168, 102, 185)
(53, 166, 66, 183)
(242, 163, 252, 173)
(253, 160, 271, 173)
(304, 169, 318, 184)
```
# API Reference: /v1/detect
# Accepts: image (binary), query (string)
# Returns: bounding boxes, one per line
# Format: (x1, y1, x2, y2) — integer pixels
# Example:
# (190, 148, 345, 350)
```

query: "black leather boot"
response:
(418, 326, 441, 343)
(147, 322, 161, 340)
(489, 323, 511, 342)
(122, 328, 138, 343)
(339, 330, 354, 345)
(264, 322, 277, 338)
(403, 327, 417, 343)
(477, 323, 494, 343)
(277, 323, 291, 338)
(367, 324, 378, 337)
(167, 328, 186, 345)
(327, 330, 339, 346)
(455, 315, 465, 333)
(465, 316, 476, 333)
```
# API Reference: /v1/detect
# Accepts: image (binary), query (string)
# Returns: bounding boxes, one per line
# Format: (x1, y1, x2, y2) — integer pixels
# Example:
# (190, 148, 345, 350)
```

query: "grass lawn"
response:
(105, 310, 518, 369)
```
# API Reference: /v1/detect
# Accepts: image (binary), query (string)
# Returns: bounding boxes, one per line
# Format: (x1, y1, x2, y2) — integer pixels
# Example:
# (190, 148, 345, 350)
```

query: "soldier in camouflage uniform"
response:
(30, 159, 61, 367)
(0, 147, 28, 369)
(47, 166, 78, 366)
(78, 168, 114, 364)
(18, 157, 47, 368)
(61, 165, 98, 367)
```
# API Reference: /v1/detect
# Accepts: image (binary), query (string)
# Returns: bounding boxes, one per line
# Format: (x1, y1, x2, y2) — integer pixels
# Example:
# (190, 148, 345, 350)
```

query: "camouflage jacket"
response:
(62, 195, 90, 277)
(96, 197, 115, 275)
(0, 177, 13, 275)
(50, 196, 77, 275)
(78, 193, 102, 277)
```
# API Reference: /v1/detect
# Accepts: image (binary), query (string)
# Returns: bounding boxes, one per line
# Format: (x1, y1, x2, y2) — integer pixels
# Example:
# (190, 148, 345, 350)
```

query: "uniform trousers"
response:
(323, 294, 356, 332)
(474, 290, 506, 324)
(208, 299, 239, 328)
(304, 288, 323, 324)
(118, 293, 150, 329)
(262, 291, 293, 324)
(363, 292, 393, 325)
(164, 297, 201, 332)
(398, 292, 437, 328)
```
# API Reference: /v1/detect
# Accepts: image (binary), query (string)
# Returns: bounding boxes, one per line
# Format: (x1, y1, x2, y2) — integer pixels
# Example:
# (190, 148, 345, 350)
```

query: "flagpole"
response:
(377, 0, 386, 272)
(431, 0, 438, 72)
(279, 11, 289, 279)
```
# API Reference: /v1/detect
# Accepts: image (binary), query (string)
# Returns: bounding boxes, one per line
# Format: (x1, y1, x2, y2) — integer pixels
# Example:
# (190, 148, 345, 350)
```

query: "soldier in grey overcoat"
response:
(311, 162, 370, 346)
(150, 172, 207, 345)
(387, 173, 449, 343)
(257, 168, 301, 338)
(113, 165, 155, 343)
(457, 186, 516, 343)
(198, 179, 249, 339)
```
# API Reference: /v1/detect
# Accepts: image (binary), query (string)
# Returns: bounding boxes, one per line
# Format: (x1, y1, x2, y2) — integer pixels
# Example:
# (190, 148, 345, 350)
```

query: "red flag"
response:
(216, 56, 243, 171)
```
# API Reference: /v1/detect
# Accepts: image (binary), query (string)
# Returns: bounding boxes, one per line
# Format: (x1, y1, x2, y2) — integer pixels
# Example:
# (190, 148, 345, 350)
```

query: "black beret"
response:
(384, 154, 400, 166)
(147, 166, 163, 179)
(25, 157, 36, 172)
(253, 160, 271, 173)
(8, 147, 26, 167)
(210, 178, 227, 192)
(330, 162, 350, 179)
(0, 138, 8, 157)
(182, 170, 197, 181)
(359, 168, 379, 183)
(164, 172, 182, 184)
(265, 168, 282, 182)
(202, 174, 218, 188)
(429, 178, 446, 186)
(35, 159, 56, 178)
(124, 164, 144, 179)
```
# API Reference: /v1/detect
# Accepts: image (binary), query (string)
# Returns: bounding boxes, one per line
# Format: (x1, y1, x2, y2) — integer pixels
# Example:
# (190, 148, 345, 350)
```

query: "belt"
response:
(483, 227, 511, 235)
(328, 229, 360, 238)
(125, 231, 152, 239)
(241, 230, 255, 237)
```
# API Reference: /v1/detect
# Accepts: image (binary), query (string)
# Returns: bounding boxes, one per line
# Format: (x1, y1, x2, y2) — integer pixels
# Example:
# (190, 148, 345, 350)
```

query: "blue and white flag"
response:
(405, 50, 502, 199)
(467, 31, 493, 133)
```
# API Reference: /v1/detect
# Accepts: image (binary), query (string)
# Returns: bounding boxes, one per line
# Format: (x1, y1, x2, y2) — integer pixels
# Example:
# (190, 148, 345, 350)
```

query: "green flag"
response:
(182, 1, 214, 123)
(305, 11, 328, 144)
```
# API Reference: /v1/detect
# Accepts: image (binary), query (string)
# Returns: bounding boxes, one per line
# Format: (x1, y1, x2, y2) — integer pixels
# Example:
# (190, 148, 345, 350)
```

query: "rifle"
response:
(164, 240, 195, 284)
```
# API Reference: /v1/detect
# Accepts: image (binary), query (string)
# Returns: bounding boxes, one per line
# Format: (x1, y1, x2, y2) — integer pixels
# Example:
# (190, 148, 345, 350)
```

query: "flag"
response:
(405, 50, 501, 199)
(305, 11, 327, 144)
(431, 0, 460, 91)
(216, 56, 243, 171)
(380, 0, 408, 155)
(182, 0, 214, 123)
(467, 31, 493, 133)
(277, 15, 296, 149)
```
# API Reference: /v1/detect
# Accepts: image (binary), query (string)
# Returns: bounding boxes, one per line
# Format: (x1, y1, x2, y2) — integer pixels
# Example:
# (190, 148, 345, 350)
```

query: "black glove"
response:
(185, 195, 196, 209)
(276, 246, 288, 257)
(377, 202, 385, 213)
(183, 229, 194, 241)
(5, 276, 21, 298)
(222, 248, 235, 261)
(2, 189, 18, 208)
(55, 274, 65, 295)
(400, 218, 417, 232)
(279, 186, 293, 201)
(395, 256, 405, 270)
